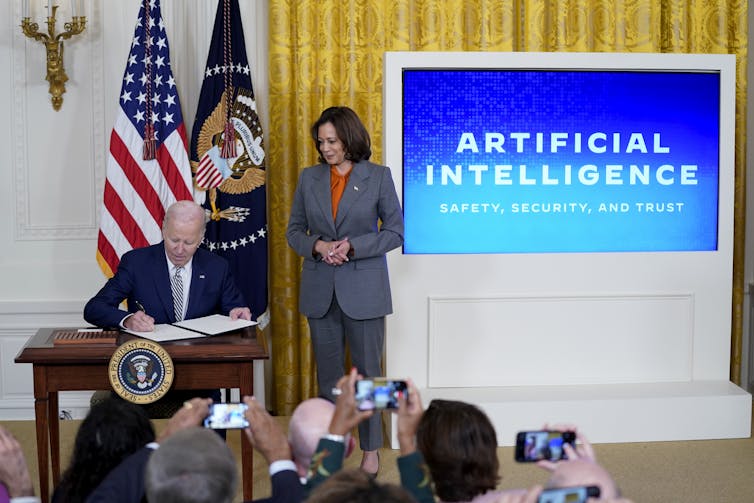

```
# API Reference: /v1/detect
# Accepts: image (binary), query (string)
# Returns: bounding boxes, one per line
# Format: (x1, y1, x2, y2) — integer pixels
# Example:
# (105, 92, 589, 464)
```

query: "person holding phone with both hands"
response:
(529, 424, 633, 503)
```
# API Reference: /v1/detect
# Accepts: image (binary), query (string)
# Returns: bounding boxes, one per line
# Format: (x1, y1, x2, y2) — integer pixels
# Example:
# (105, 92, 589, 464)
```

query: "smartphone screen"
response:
(515, 430, 576, 462)
(537, 485, 600, 503)
(354, 378, 408, 411)
(203, 403, 249, 429)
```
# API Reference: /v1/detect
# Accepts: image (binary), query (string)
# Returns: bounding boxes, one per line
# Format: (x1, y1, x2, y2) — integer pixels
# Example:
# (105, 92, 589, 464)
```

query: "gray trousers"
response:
(307, 295, 385, 451)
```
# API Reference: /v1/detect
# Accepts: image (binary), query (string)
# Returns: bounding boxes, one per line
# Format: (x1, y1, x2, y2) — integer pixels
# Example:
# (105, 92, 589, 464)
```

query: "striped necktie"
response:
(171, 266, 184, 322)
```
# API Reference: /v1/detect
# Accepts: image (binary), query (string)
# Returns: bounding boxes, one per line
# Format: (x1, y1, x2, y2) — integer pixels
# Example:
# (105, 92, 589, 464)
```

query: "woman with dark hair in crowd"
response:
(416, 399, 519, 503)
(52, 397, 155, 503)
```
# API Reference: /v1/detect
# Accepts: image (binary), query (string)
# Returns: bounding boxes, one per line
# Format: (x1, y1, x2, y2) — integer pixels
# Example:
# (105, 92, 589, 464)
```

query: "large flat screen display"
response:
(401, 66, 721, 254)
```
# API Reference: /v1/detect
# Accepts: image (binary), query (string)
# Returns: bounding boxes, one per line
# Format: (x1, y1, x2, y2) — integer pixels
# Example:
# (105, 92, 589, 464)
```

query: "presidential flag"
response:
(190, 0, 268, 327)
(97, 0, 193, 277)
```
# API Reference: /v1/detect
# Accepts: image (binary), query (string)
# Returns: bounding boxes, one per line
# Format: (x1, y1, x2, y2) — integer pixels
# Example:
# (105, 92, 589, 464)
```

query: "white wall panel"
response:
(14, 0, 102, 239)
(0, 302, 91, 419)
(1, 333, 34, 397)
(0, 0, 270, 418)
(384, 51, 750, 445)
(428, 293, 694, 387)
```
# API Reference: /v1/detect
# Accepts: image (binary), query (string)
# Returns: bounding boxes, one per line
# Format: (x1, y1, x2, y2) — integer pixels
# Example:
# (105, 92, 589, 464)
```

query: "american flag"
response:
(195, 146, 224, 190)
(96, 0, 193, 277)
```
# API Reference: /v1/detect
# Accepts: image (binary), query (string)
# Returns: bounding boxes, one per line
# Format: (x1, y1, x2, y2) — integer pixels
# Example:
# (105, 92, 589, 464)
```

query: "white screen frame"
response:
(384, 51, 735, 389)
(382, 51, 751, 447)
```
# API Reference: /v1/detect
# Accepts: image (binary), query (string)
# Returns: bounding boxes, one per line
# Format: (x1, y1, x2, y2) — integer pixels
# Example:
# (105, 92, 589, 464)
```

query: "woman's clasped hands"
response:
(318, 237, 351, 266)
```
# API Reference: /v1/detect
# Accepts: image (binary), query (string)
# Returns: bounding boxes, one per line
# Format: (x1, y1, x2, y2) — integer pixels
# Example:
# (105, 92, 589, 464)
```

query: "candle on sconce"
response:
(22, 0, 29, 18)
(71, 0, 77, 17)
(48, 0, 53, 17)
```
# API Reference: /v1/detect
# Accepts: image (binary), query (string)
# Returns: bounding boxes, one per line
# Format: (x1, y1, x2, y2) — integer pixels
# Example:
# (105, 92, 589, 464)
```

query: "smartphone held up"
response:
(515, 430, 576, 462)
(354, 378, 408, 411)
(537, 485, 600, 503)
(203, 403, 249, 429)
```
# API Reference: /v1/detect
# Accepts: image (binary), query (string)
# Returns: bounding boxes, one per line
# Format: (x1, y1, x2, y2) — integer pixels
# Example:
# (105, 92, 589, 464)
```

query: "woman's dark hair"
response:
(54, 396, 155, 503)
(310, 106, 372, 163)
(416, 399, 500, 502)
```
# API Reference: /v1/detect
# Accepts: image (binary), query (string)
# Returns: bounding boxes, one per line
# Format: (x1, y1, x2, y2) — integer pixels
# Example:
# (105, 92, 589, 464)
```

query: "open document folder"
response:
(124, 314, 258, 342)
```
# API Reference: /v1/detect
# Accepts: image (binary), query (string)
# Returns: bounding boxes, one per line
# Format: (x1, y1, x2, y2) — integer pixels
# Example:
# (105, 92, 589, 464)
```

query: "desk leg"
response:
(32, 366, 50, 503)
(49, 392, 60, 487)
(240, 363, 254, 501)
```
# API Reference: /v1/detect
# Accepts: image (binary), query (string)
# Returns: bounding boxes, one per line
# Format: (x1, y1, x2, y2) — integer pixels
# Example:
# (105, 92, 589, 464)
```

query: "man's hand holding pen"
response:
(123, 300, 155, 332)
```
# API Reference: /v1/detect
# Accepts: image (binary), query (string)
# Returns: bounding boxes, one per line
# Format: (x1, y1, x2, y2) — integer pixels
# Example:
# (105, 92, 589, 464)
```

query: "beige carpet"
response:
(3, 407, 754, 503)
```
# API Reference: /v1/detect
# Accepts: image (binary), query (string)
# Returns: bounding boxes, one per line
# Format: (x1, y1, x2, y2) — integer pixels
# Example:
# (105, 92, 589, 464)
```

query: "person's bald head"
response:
(161, 201, 206, 267)
(546, 459, 620, 498)
(288, 398, 338, 476)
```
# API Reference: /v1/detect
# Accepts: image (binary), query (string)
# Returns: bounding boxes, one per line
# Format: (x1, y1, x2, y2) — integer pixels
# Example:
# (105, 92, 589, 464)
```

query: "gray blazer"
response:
(286, 161, 404, 320)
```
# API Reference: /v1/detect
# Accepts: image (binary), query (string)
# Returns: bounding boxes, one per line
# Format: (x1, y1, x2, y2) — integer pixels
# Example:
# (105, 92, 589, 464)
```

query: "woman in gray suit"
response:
(286, 106, 404, 475)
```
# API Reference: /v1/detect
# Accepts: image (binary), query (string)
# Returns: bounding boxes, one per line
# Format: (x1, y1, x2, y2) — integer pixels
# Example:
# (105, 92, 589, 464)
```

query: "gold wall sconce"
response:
(21, 1, 86, 111)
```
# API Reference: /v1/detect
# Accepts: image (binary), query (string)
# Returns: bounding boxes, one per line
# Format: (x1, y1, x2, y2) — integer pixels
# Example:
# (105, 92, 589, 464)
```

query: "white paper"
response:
(124, 324, 206, 342)
(173, 314, 257, 336)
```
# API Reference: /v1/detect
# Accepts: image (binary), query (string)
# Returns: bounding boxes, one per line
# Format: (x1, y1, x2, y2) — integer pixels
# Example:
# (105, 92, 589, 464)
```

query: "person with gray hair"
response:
(84, 199, 251, 331)
(145, 427, 237, 503)
(83, 199, 251, 420)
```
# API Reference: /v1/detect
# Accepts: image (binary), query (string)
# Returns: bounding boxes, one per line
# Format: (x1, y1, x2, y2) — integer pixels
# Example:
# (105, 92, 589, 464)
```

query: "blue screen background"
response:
(402, 70, 720, 253)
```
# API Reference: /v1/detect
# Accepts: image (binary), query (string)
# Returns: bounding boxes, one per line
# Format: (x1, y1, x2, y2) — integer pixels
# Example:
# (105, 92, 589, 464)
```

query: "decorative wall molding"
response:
(0, 300, 88, 328)
(90, 0, 107, 238)
(13, 0, 102, 241)
(11, 0, 29, 240)
(427, 292, 695, 388)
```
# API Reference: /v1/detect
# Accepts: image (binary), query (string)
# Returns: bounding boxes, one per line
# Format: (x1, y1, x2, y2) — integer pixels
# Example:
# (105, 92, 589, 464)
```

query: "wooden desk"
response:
(15, 327, 269, 503)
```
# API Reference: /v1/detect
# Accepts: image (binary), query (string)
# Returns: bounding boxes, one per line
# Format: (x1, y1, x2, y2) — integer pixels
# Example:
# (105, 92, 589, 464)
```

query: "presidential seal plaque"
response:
(109, 339, 174, 404)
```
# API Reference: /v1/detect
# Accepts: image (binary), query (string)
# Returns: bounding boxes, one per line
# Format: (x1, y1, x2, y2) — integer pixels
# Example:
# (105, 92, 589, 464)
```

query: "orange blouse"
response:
(330, 165, 351, 220)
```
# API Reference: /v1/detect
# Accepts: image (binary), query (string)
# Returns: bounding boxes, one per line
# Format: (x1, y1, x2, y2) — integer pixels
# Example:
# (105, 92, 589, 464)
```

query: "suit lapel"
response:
(335, 161, 369, 230)
(312, 164, 337, 235)
(186, 250, 207, 319)
(151, 244, 175, 322)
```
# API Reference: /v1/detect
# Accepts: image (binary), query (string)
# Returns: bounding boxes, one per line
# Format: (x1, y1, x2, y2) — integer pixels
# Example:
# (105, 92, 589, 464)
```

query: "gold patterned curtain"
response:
(267, 0, 748, 415)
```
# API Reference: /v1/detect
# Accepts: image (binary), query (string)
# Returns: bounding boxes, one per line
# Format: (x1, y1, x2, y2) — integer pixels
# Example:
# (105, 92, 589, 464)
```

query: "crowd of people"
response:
(0, 107, 636, 502)
(0, 367, 633, 503)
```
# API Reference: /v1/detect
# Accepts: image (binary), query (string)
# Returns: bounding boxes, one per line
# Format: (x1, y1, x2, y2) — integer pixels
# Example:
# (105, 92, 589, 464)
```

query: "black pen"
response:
(135, 300, 147, 314)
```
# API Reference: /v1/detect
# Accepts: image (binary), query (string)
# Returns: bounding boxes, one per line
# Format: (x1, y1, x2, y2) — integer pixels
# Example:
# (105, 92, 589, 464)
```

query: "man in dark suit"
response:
(84, 200, 251, 330)
(84, 199, 250, 421)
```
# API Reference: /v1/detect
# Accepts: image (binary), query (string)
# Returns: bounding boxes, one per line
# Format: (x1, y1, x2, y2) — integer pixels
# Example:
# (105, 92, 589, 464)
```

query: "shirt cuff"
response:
(322, 433, 345, 443)
(10, 497, 41, 503)
(119, 313, 134, 329)
(146, 442, 160, 450)
(268, 460, 296, 476)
